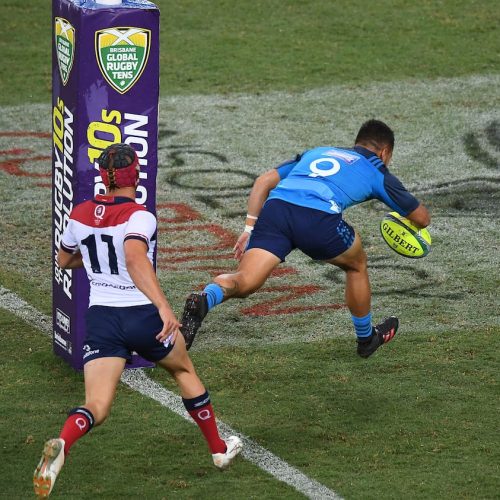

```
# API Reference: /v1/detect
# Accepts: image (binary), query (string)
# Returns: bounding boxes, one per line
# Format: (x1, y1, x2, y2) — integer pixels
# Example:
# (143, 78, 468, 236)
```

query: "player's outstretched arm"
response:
(124, 239, 181, 342)
(57, 248, 84, 269)
(233, 169, 280, 260)
(405, 203, 431, 229)
(246, 169, 281, 218)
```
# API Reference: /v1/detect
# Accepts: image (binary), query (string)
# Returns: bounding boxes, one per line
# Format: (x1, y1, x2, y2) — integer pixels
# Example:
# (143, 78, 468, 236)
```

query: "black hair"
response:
(97, 143, 136, 170)
(355, 119, 395, 151)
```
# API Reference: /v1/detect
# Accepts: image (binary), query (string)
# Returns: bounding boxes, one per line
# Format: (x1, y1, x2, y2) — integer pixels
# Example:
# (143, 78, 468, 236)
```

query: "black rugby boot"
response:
(180, 292, 209, 350)
(357, 316, 399, 358)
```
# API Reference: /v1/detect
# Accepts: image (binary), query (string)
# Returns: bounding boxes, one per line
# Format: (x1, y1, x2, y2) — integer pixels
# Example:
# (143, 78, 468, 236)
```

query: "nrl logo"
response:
(95, 27, 151, 94)
(55, 17, 75, 86)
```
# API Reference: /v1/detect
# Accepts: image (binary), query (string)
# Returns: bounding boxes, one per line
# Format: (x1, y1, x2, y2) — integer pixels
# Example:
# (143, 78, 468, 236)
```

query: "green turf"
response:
(0, 309, 302, 499)
(156, 328, 500, 499)
(0, 0, 499, 105)
(2, 308, 498, 499)
(1, 0, 500, 498)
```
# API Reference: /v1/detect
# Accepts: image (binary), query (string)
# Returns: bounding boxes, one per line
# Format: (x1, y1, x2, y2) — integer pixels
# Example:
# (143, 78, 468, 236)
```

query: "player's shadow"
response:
(321, 258, 462, 300)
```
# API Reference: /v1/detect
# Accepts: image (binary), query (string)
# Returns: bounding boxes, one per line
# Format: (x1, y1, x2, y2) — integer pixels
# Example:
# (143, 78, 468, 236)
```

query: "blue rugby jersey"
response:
(267, 146, 419, 216)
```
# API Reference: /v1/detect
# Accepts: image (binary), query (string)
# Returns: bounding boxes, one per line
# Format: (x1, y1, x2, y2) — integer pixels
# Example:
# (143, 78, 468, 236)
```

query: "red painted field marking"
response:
(156, 202, 345, 316)
(0, 132, 346, 317)
(0, 132, 52, 187)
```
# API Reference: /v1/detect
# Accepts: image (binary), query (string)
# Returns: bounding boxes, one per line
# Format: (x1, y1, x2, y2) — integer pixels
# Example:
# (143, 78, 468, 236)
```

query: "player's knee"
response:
(85, 401, 111, 426)
(338, 247, 368, 273)
(349, 253, 368, 274)
(355, 248, 368, 272)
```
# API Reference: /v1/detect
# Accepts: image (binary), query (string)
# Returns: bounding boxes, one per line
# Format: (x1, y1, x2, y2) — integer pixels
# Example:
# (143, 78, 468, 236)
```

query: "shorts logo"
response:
(54, 17, 75, 85)
(82, 344, 100, 360)
(56, 308, 71, 334)
(95, 27, 151, 94)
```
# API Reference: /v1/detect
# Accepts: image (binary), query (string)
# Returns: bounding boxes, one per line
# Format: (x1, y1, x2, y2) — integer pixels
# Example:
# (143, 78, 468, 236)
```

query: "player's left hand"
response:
(233, 231, 251, 260)
(156, 305, 181, 344)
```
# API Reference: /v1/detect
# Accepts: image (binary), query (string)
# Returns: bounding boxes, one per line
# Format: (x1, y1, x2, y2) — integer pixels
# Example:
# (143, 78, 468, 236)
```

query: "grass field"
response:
(0, 0, 499, 498)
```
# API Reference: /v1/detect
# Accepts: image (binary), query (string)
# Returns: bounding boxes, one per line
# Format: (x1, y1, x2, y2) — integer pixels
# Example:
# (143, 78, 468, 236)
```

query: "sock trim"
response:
(68, 407, 95, 432)
(352, 312, 372, 339)
(204, 283, 224, 310)
(182, 391, 210, 412)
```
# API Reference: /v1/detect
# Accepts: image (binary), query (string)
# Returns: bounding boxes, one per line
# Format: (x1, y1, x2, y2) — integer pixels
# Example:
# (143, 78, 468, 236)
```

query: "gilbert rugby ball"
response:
(380, 212, 431, 258)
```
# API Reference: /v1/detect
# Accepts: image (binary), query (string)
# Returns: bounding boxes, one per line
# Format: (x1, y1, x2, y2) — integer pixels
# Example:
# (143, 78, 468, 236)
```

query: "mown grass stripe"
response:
(0, 285, 343, 500)
(1, 73, 499, 344)
(121, 369, 343, 500)
(0, 286, 52, 335)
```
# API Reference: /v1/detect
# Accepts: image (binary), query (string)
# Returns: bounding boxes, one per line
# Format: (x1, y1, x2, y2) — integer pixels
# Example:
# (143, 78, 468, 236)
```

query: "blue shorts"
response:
(247, 199, 355, 261)
(83, 304, 175, 365)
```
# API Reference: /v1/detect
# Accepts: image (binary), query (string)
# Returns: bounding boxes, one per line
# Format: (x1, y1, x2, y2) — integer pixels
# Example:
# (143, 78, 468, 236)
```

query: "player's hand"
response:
(233, 231, 251, 260)
(156, 305, 181, 344)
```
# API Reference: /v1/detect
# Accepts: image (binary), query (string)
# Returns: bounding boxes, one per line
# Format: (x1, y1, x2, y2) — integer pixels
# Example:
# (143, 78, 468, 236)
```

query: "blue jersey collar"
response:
(353, 145, 378, 159)
(353, 145, 387, 171)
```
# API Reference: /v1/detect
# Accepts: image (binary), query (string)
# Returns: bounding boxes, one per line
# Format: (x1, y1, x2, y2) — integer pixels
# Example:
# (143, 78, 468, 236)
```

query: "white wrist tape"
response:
(244, 224, 254, 233)
(246, 214, 259, 220)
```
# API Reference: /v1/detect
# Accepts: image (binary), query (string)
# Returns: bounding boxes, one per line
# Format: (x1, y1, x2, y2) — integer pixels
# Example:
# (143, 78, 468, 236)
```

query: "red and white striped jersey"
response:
(61, 194, 156, 307)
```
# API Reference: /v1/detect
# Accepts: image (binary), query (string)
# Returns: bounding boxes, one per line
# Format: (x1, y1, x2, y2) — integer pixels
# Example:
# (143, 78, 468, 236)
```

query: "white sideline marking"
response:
(0, 287, 52, 335)
(0, 286, 343, 500)
(120, 369, 342, 500)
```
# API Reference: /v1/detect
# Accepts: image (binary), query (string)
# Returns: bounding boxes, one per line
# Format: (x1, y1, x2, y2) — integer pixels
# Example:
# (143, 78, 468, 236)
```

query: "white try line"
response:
(0, 286, 342, 500)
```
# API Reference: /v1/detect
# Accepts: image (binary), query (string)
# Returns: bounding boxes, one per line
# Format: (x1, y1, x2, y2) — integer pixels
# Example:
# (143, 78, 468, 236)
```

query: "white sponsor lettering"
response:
(56, 308, 71, 334)
(124, 113, 149, 204)
(90, 111, 150, 205)
(54, 331, 67, 348)
(83, 348, 100, 359)
(53, 98, 74, 299)
(112, 70, 134, 80)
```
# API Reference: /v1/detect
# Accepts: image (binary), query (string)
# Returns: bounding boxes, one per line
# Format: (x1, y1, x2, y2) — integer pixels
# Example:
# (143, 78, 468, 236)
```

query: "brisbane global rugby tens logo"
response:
(95, 27, 151, 94)
(54, 17, 75, 85)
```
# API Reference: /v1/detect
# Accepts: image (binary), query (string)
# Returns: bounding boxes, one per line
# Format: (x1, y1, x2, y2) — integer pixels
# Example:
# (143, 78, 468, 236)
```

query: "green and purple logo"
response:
(55, 17, 75, 85)
(95, 27, 151, 94)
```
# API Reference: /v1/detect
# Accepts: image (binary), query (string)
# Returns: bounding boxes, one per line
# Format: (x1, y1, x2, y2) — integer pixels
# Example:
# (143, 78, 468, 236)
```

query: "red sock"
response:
(183, 393, 226, 454)
(59, 407, 95, 455)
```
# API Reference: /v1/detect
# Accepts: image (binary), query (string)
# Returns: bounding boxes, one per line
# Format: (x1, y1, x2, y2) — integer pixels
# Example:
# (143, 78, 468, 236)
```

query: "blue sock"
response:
(352, 312, 373, 341)
(204, 283, 224, 310)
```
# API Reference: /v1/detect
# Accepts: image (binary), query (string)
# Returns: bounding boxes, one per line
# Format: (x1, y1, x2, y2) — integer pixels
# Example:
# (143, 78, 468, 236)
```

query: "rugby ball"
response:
(380, 212, 431, 258)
